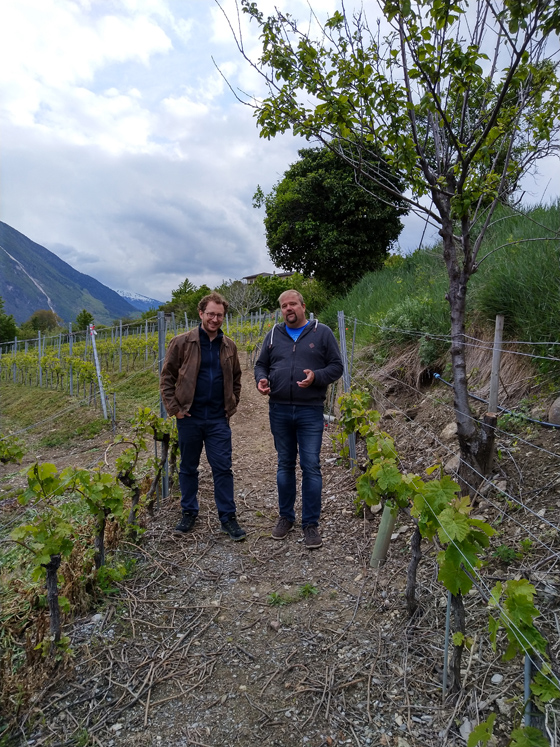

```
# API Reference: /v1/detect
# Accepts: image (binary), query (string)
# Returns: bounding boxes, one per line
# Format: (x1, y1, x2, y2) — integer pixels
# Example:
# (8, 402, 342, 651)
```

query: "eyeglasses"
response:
(204, 312, 224, 320)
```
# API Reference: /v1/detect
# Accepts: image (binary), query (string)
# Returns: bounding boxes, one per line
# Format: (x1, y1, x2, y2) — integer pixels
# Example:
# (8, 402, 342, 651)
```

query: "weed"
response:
(299, 583, 319, 599)
(519, 538, 533, 554)
(498, 401, 534, 435)
(75, 729, 92, 747)
(492, 544, 521, 565)
(267, 591, 289, 606)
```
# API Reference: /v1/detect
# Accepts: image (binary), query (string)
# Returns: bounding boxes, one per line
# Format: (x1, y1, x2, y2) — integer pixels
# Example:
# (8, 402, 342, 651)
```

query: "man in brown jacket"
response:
(160, 292, 245, 540)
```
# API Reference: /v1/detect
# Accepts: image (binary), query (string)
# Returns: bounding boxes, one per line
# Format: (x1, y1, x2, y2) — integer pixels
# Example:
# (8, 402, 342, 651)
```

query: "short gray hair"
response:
(278, 289, 304, 305)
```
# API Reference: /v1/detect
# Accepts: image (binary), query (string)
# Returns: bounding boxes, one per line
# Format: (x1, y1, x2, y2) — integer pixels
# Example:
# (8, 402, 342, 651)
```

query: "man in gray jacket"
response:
(255, 290, 343, 548)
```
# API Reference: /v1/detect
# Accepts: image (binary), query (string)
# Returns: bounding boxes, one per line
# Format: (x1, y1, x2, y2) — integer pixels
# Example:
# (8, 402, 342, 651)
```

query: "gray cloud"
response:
(2, 0, 557, 308)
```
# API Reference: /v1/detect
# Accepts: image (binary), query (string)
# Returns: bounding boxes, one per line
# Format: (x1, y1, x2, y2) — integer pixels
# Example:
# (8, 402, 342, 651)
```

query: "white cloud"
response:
(1, 0, 558, 309)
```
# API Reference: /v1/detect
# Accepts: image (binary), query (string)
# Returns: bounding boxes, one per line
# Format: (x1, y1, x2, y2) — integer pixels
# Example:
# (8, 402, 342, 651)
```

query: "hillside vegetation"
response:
(322, 202, 560, 370)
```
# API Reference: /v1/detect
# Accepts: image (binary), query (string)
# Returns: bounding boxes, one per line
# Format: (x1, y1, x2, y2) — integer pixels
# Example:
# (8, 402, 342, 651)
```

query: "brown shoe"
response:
(272, 517, 294, 540)
(303, 525, 322, 549)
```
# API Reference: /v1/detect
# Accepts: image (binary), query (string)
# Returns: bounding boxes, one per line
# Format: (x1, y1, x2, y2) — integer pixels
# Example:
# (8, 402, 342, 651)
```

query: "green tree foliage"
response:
(229, 0, 560, 482)
(162, 278, 211, 319)
(253, 272, 330, 313)
(255, 146, 405, 293)
(0, 295, 17, 342)
(75, 309, 94, 330)
(24, 309, 63, 333)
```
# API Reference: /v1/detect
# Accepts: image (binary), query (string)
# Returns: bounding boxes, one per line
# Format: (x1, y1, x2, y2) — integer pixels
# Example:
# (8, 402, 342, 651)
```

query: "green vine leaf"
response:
(467, 712, 496, 747)
(509, 726, 549, 747)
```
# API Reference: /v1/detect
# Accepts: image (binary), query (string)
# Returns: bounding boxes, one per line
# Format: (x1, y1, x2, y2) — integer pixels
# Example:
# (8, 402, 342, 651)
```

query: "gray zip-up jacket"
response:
(254, 320, 343, 406)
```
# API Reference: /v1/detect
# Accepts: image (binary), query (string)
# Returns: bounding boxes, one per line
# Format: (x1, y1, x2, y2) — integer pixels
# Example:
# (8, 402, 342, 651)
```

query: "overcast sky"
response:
(1, 0, 557, 303)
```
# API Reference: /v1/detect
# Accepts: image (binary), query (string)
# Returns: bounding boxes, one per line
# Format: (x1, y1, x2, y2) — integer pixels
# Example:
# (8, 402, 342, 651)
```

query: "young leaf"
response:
(467, 712, 496, 747)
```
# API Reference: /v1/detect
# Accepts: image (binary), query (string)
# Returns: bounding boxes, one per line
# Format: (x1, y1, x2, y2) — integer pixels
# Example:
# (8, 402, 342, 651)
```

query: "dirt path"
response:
(9, 362, 544, 747)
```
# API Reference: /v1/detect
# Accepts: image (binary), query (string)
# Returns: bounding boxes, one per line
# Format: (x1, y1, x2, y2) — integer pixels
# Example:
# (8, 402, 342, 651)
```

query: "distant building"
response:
(242, 271, 295, 285)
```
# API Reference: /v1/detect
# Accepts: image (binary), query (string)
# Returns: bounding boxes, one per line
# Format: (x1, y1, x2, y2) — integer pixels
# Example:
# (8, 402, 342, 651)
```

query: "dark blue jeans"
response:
(176, 416, 236, 523)
(268, 403, 324, 527)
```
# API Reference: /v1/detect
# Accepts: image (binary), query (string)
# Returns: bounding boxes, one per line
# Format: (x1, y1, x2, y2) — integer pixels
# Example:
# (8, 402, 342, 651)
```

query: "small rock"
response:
(491, 673, 504, 685)
(110, 723, 123, 732)
(444, 454, 460, 474)
(459, 717, 473, 741)
(92, 614, 103, 623)
(497, 697, 512, 715)
(268, 620, 280, 632)
(548, 396, 560, 425)
(440, 422, 458, 441)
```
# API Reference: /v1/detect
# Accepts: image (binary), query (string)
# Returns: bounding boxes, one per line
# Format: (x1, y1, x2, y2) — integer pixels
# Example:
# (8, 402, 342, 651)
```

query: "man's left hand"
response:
(297, 369, 315, 388)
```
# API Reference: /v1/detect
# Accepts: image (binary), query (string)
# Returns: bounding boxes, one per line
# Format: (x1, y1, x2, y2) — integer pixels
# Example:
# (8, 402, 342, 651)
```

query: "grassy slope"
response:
(321, 201, 560, 350)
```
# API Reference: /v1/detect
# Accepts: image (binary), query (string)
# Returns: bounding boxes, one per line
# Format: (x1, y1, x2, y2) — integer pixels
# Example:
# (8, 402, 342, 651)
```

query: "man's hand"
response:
(297, 369, 315, 388)
(257, 378, 271, 395)
(175, 413, 190, 419)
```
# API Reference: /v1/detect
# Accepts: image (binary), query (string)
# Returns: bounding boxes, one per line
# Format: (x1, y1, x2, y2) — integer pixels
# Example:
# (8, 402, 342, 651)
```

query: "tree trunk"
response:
(94, 514, 107, 569)
(406, 525, 423, 616)
(450, 591, 466, 693)
(168, 438, 179, 494)
(118, 471, 141, 534)
(43, 554, 62, 647)
(145, 435, 170, 515)
(440, 227, 496, 493)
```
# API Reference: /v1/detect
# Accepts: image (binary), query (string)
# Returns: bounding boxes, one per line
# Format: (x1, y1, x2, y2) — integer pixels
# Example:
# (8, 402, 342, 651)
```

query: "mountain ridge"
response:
(114, 289, 163, 312)
(0, 222, 138, 325)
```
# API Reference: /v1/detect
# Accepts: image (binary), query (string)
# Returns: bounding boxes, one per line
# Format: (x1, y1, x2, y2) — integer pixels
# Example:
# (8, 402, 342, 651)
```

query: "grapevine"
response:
(336, 389, 559, 734)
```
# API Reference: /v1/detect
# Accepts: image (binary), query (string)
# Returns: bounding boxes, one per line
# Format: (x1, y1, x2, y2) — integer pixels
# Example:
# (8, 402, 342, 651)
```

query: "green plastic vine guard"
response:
(370, 503, 398, 568)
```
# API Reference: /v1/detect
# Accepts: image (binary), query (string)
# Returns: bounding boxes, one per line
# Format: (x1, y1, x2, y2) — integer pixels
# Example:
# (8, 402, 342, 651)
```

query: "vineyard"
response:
(1, 316, 560, 747)
(0, 314, 272, 420)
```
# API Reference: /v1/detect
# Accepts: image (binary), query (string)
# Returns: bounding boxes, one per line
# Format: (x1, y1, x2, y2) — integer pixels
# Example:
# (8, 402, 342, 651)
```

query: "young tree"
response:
(75, 309, 94, 330)
(26, 309, 63, 333)
(0, 296, 17, 343)
(221, 279, 267, 318)
(162, 278, 211, 319)
(224, 0, 560, 485)
(255, 145, 406, 293)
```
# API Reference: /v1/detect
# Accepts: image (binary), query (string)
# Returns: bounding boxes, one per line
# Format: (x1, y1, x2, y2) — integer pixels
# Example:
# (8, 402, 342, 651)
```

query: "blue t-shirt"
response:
(285, 321, 309, 342)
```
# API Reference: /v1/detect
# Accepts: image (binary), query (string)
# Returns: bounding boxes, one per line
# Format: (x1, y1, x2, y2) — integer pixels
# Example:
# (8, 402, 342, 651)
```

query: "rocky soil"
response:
(2, 357, 560, 747)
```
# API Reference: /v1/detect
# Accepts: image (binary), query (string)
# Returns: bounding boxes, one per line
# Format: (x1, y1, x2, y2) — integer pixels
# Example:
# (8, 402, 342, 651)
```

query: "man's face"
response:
(280, 293, 306, 328)
(199, 300, 225, 336)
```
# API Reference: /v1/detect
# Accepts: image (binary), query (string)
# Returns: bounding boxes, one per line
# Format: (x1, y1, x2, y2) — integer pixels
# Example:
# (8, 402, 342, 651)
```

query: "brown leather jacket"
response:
(160, 326, 242, 418)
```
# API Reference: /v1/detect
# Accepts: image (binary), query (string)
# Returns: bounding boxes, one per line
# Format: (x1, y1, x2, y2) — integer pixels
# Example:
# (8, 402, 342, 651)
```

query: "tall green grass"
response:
(322, 201, 560, 358)
(469, 202, 560, 341)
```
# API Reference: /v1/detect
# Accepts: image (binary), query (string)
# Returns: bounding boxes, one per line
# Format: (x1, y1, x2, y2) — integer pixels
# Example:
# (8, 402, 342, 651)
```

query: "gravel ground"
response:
(5, 360, 560, 747)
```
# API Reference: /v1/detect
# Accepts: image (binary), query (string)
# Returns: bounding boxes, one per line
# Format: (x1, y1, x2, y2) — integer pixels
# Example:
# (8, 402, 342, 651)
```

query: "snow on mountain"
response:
(113, 289, 163, 312)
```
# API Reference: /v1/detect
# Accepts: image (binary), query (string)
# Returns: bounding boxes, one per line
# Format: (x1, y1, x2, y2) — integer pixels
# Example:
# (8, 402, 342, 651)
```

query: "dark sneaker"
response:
(221, 516, 247, 542)
(303, 525, 322, 549)
(272, 517, 294, 540)
(173, 512, 197, 536)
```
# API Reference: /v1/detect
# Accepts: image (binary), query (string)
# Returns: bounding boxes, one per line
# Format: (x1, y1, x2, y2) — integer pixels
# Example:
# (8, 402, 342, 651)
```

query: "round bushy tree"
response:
(256, 146, 406, 294)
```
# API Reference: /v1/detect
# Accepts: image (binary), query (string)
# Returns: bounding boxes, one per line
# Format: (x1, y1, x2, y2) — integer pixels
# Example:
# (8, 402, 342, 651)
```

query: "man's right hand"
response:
(176, 413, 190, 419)
(257, 378, 271, 396)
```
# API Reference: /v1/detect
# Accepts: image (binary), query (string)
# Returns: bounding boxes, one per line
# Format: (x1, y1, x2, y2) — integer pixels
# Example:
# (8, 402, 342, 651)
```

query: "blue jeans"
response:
(176, 416, 236, 523)
(268, 403, 324, 527)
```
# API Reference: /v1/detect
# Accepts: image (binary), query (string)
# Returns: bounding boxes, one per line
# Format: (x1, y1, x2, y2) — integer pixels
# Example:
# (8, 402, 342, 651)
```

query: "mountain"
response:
(114, 289, 163, 312)
(0, 222, 138, 325)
